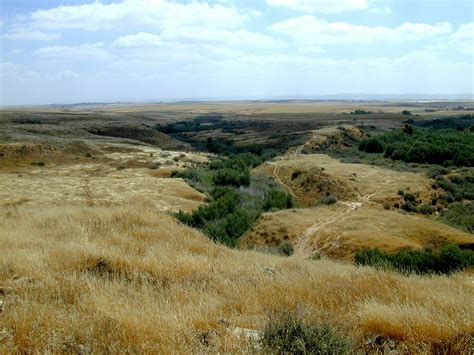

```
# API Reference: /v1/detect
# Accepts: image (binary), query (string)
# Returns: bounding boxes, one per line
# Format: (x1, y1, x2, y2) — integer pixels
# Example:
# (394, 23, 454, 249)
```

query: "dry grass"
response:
(0, 142, 207, 212)
(0, 204, 472, 353)
(255, 153, 433, 206)
(241, 204, 474, 259)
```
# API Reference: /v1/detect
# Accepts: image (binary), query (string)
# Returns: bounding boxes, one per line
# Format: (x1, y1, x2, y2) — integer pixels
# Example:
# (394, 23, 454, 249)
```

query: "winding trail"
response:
(293, 193, 374, 258)
(272, 164, 297, 197)
(271, 130, 318, 197)
(269, 127, 376, 258)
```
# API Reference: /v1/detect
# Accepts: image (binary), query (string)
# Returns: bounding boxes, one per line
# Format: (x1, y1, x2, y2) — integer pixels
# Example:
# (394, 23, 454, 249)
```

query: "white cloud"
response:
(270, 16, 453, 44)
(29, 0, 251, 31)
(113, 29, 278, 49)
(2, 28, 61, 41)
(35, 43, 111, 61)
(112, 32, 162, 48)
(266, 0, 368, 13)
(450, 23, 474, 53)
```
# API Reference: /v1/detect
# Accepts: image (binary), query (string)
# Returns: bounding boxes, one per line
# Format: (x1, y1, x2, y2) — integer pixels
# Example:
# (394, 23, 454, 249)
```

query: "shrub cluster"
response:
(359, 126, 474, 167)
(209, 153, 263, 187)
(350, 109, 372, 115)
(441, 202, 474, 233)
(261, 312, 351, 354)
(355, 244, 474, 275)
(174, 153, 294, 247)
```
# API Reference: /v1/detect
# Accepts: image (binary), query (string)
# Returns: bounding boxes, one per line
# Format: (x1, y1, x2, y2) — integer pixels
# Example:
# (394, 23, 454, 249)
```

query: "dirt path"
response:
(270, 128, 377, 258)
(271, 130, 319, 198)
(272, 164, 297, 197)
(293, 193, 374, 258)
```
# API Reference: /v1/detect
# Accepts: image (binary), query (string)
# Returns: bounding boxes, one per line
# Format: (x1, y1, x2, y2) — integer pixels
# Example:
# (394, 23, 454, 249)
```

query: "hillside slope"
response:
(240, 204, 474, 259)
(1, 205, 472, 353)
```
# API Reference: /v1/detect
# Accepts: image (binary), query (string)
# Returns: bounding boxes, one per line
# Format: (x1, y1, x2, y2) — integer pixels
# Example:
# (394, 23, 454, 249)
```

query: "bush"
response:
(277, 241, 294, 256)
(291, 169, 302, 180)
(320, 195, 338, 205)
(173, 154, 295, 248)
(261, 312, 351, 354)
(149, 162, 162, 170)
(263, 188, 294, 211)
(359, 137, 384, 153)
(417, 203, 435, 215)
(441, 202, 474, 233)
(355, 245, 474, 275)
(359, 127, 474, 167)
(213, 167, 248, 186)
(403, 192, 416, 202)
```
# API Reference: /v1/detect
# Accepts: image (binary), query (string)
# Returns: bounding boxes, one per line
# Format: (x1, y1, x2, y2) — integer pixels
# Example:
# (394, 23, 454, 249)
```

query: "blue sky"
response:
(0, 0, 472, 105)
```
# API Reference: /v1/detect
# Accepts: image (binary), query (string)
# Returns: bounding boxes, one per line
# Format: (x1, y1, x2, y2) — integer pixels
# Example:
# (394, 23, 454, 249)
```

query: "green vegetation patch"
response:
(355, 244, 474, 275)
(359, 125, 474, 167)
(440, 202, 474, 234)
(261, 312, 351, 354)
(174, 153, 294, 247)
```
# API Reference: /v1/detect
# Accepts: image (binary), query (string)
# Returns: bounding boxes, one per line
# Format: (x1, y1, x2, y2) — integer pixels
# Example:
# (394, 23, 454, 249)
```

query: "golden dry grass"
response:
(240, 204, 474, 259)
(0, 142, 207, 212)
(1, 204, 473, 353)
(255, 153, 433, 206)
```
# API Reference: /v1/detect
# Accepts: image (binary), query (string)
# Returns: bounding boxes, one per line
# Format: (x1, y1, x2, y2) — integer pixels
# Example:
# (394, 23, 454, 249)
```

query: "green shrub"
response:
(359, 127, 474, 167)
(277, 241, 294, 256)
(417, 203, 435, 215)
(403, 192, 416, 202)
(441, 202, 474, 233)
(173, 154, 295, 248)
(263, 188, 294, 211)
(213, 167, 250, 187)
(261, 312, 351, 354)
(359, 137, 384, 153)
(351, 109, 372, 115)
(320, 195, 338, 205)
(355, 245, 474, 275)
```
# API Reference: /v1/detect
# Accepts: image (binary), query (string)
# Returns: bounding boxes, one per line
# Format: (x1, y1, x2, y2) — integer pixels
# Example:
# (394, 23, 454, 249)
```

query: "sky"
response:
(0, 0, 472, 105)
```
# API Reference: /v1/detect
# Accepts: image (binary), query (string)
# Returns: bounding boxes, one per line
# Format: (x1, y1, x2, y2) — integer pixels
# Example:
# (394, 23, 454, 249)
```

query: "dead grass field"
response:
(0, 141, 208, 212)
(255, 153, 433, 206)
(240, 205, 474, 259)
(246, 147, 473, 259)
(1, 204, 473, 353)
(10, 100, 467, 116)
